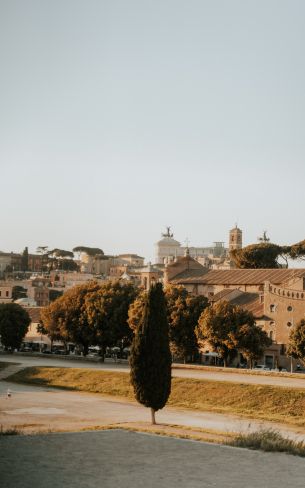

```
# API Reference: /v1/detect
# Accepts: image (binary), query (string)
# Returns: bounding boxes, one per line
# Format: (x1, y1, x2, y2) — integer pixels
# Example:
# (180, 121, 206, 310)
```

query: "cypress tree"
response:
(130, 283, 171, 424)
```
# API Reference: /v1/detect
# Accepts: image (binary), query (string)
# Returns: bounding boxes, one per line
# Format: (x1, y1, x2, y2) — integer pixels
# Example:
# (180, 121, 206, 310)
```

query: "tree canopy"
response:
(231, 240, 305, 269)
(48, 249, 74, 259)
(128, 285, 208, 362)
(236, 323, 271, 368)
(196, 301, 270, 367)
(41, 282, 100, 353)
(165, 285, 208, 362)
(73, 246, 104, 256)
(41, 281, 137, 356)
(130, 283, 171, 424)
(0, 303, 31, 351)
(287, 319, 305, 362)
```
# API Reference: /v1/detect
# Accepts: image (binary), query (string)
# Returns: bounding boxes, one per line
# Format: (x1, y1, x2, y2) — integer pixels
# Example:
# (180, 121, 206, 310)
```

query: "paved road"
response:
(1, 379, 305, 441)
(2, 353, 305, 389)
(1, 430, 305, 488)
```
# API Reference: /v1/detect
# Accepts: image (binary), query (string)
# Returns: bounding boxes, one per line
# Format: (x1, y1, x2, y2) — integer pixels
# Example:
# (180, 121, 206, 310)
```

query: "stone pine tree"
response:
(130, 283, 171, 425)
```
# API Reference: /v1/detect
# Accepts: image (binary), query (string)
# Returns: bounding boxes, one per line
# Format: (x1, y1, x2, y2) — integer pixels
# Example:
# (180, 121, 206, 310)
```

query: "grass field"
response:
(227, 429, 305, 457)
(7, 366, 305, 427)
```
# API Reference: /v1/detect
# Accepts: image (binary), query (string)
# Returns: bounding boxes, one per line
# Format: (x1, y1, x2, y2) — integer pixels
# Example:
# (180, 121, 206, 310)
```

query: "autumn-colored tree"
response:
(41, 282, 100, 354)
(0, 303, 30, 351)
(165, 285, 208, 362)
(130, 283, 171, 424)
(42, 280, 138, 357)
(128, 285, 207, 362)
(84, 281, 138, 359)
(236, 323, 272, 368)
(128, 290, 147, 332)
(196, 301, 259, 367)
(287, 319, 305, 362)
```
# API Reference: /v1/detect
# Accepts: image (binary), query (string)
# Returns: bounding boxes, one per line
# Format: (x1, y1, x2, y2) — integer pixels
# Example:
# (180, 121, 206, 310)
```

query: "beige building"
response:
(0, 285, 13, 303)
(139, 263, 163, 290)
(154, 227, 228, 266)
(166, 254, 305, 369)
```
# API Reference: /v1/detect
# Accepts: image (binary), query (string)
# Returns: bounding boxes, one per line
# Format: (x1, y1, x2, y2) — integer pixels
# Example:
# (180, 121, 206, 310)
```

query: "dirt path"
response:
(1, 379, 305, 442)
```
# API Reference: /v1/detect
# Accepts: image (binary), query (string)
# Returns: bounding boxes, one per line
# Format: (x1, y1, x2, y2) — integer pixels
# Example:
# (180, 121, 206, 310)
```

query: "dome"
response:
(156, 236, 181, 247)
(156, 227, 180, 247)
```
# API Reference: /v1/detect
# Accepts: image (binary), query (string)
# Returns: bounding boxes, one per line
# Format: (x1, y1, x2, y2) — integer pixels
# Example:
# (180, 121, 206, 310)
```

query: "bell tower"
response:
(229, 225, 242, 253)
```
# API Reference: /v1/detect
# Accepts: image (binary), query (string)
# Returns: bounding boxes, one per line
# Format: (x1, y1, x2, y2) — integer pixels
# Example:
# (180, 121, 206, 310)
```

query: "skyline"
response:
(1, 1, 305, 261)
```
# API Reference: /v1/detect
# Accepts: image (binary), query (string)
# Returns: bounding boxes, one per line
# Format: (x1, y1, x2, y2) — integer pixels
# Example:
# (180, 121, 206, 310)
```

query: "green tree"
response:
(196, 301, 257, 367)
(165, 285, 208, 363)
(287, 319, 305, 362)
(21, 247, 29, 272)
(0, 303, 30, 351)
(49, 289, 63, 302)
(36, 246, 49, 272)
(130, 283, 171, 425)
(47, 249, 79, 271)
(230, 239, 305, 269)
(230, 243, 285, 269)
(73, 246, 104, 256)
(236, 323, 272, 368)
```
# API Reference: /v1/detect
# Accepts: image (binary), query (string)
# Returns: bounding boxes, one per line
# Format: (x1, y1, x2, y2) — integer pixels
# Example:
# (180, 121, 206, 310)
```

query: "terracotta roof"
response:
(171, 268, 305, 285)
(167, 257, 205, 271)
(211, 289, 235, 302)
(212, 290, 265, 319)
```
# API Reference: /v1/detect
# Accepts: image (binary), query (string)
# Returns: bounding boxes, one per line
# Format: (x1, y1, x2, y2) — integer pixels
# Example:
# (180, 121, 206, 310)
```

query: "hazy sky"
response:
(1, 0, 305, 261)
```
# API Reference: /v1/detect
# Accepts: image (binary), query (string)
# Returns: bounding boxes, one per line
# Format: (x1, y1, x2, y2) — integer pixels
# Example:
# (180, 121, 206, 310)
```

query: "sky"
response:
(1, 0, 305, 262)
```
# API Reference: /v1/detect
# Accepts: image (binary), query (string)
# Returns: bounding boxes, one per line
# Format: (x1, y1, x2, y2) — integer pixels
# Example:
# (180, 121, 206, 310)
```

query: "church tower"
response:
(229, 225, 242, 253)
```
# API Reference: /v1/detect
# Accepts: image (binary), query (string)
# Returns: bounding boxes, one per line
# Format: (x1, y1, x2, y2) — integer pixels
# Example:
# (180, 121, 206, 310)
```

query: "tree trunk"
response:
(151, 408, 156, 425)
(99, 345, 105, 362)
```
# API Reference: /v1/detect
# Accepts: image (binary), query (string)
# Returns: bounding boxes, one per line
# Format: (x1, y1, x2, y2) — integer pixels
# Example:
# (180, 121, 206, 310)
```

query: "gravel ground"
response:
(1, 430, 305, 488)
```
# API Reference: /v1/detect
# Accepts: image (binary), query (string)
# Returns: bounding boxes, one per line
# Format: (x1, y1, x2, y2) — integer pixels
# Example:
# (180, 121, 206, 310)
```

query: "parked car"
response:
(253, 365, 270, 371)
(52, 349, 69, 355)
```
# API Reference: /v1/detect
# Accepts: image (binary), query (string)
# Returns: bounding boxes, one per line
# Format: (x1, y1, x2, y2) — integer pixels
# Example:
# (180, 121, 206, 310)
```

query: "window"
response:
(6, 291, 9, 297)
(287, 306, 293, 312)
(270, 304, 276, 312)
(269, 331, 273, 341)
(280, 344, 286, 356)
(287, 322, 292, 327)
